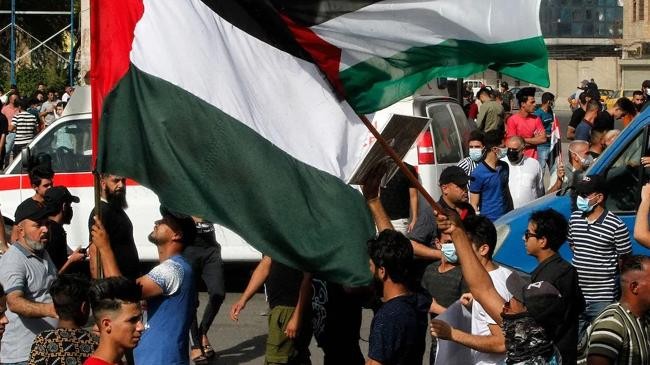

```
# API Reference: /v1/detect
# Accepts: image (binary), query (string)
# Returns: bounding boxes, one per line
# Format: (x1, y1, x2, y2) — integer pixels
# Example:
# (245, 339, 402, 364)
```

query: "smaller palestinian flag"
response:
(276, 0, 550, 114)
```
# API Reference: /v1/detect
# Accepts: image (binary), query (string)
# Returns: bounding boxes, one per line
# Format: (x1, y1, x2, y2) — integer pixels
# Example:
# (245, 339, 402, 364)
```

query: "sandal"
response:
(202, 344, 216, 359)
(191, 346, 209, 365)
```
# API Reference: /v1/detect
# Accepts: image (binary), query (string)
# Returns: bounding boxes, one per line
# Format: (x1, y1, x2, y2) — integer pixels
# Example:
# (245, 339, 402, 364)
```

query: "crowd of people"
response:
(0, 77, 648, 365)
(0, 83, 73, 169)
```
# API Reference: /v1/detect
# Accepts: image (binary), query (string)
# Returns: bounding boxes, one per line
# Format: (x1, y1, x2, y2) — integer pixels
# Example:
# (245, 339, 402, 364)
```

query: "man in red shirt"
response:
(84, 277, 144, 365)
(506, 87, 546, 159)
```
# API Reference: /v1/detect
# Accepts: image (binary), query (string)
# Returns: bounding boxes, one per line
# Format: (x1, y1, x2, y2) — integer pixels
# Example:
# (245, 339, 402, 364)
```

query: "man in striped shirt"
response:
(457, 129, 485, 177)
(583, 255, 650, 365)
(568, 174, 632, 346)
(10, 98, 39, 157)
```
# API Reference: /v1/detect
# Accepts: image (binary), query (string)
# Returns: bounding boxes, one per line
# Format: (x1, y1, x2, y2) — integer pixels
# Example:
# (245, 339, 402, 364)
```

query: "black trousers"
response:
(182, 244, 226, 347)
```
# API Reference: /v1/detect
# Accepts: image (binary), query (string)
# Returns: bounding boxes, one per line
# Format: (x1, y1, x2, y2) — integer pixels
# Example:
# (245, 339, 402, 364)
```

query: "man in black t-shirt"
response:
(594, 97, 635, 132)
(526, 209, 585, 364)
(183, 218, 225, 362)
(230, 257, 312, 365)
(380, 163, 418, 234)
(88, 174, 140, 280)
(44, 186, 86, 274)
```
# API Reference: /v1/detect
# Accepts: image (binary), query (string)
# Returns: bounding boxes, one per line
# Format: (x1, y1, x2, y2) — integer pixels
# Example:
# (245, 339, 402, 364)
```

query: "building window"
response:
(641, 0, 645, 20)
(634, 0, 638, 21)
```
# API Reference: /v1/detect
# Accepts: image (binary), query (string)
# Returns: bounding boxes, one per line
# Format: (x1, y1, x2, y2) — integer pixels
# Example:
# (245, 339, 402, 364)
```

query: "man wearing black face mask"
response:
(44, 186, 86, 274)
(502, 136, 544, 209)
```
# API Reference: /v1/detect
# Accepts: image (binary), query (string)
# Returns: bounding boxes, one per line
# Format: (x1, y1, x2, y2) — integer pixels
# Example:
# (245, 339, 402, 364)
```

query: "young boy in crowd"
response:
(83, 277, 144, 365)
(30, 274, 98, 364)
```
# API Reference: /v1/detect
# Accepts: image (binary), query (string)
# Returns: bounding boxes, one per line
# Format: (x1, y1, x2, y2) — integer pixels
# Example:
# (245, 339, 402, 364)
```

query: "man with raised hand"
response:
(91, 206, 196, 365)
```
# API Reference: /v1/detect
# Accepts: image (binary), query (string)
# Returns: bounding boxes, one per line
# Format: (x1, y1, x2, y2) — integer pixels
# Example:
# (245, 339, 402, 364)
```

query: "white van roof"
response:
(62, 85, 91, 117)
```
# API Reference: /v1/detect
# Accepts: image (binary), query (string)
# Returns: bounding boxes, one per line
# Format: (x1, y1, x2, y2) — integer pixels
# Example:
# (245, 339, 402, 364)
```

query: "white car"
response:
(0, 86, 261, 264)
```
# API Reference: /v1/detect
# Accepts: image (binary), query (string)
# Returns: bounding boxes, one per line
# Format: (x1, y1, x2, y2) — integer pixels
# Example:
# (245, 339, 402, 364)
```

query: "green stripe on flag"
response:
(340, 37, 549, 114)
(98, 65, 375, 286)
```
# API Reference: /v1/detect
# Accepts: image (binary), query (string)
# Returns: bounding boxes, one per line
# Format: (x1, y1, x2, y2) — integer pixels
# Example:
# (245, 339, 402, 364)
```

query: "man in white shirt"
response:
(430, 215, 513, 365)
(502, 136, 544, 209)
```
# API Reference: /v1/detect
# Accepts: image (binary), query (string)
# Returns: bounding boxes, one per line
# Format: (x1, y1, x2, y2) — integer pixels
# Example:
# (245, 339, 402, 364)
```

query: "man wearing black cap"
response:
(44, 186, 86, 273)
(568, 175, 632, 345)
(409, 166, 475, 259)
(430, 212, 564, 364)
(90, 207, 195, 365)
(0, 200, 58, 363)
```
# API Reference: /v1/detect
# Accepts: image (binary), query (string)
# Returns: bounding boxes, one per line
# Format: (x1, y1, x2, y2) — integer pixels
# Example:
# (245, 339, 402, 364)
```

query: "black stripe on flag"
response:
(199, 0, 311, 60)
(270, 0, 379, 26)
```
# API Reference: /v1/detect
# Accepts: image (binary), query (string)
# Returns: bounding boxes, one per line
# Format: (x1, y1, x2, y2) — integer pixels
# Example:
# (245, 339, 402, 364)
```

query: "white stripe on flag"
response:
(130, 0, 368, 181)
(310, 0, 542, 70)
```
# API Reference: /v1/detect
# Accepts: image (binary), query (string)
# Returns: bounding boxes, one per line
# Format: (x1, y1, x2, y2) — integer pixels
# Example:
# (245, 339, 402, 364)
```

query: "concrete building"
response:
(621, 0, 650, 90)
(469, 1, 627, 110)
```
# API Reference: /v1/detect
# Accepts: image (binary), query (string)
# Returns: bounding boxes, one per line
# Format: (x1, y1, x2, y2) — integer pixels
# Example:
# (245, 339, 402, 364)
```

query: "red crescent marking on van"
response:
(0, 172, 140, 190)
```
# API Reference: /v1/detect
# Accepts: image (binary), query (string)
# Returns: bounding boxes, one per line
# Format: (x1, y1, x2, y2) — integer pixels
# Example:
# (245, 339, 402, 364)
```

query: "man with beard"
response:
(502, 136, 544, 209)
(0, 199, 58, 364)
(45, 186, 87, 273)
(88, 174, 140, 280)
(90, 207, 195, 365)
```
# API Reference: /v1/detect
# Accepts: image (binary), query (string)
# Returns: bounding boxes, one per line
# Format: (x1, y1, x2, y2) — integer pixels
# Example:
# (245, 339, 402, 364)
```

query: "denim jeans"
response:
(577, 301, 612, 350)
(537, 144, 551, 174)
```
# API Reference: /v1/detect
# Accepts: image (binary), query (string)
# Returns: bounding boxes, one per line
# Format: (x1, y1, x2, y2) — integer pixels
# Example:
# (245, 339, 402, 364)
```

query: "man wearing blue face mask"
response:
(420, 229, 468, 364)
(568, 174, 631, 349)
(469, 130, 513, 221)
(457, 130, 485, 178)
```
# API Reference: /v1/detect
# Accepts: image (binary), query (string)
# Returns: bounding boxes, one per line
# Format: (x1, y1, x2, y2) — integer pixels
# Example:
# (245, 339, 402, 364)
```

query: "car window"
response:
(605, 130, 645, 213)
(623, 90, 635, 98)
(449, 102, 475, 156)
(426, 103, 462, 164)
(11, 118, 92, 174)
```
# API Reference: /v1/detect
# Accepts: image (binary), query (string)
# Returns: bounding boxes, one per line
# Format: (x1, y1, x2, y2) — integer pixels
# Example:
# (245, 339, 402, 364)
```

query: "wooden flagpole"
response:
(357, 114, 445, 216)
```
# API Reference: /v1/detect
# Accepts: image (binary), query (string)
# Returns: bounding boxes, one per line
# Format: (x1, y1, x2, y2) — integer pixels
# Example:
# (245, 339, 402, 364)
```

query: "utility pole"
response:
(78, 0, 90, 85)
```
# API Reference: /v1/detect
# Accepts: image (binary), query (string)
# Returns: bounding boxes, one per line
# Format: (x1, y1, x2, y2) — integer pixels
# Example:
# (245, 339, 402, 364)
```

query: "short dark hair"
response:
(484, 129, 504, 150)
(615, 97, 636, 115)
(29, 165, 54, 187)
(633, 90, 645, 98)
(516, 87, 536, 106)
(468, 129, 485, 145)
(18, 97, 30, 110)
(578, 90, 589, 104)
(585, 99, 600, 113)
(529, 209, 567, 252)
(463, 215, 497, 259)
(642, 80, 650, 89)
(50, 274, 91, 325)
(541, 92, 555, 105)
(89, 277, 142, 321)
(621, 255, 650, 276)
(367, 229, 413, 284)
(477, 87, 492, 99)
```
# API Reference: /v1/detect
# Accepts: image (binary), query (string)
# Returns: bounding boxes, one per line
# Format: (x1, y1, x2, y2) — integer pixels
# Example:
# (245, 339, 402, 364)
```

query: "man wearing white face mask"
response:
(421, 229, 468, 365)
(469, 130, 513, 222)
(547, 140, 592, 194)
(567, 175, 631, 348)
(457, 130, 485, 178)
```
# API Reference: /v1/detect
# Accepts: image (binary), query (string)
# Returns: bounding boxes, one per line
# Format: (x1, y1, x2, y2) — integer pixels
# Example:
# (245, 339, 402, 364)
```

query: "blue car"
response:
(494, 108, 650, 273)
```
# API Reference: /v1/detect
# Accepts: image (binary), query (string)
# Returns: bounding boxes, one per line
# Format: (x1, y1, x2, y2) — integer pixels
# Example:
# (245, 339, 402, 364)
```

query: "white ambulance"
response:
(0, 86, 261, 263)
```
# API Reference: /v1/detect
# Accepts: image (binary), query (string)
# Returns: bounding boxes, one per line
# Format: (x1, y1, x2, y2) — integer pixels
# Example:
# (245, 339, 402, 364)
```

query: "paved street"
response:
(198, 291, 383, 365)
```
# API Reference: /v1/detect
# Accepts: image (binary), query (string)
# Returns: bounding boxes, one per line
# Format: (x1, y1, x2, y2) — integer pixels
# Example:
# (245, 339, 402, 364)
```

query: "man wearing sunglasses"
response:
(567, 175, 631, 349)
(525, 209, 584, 364)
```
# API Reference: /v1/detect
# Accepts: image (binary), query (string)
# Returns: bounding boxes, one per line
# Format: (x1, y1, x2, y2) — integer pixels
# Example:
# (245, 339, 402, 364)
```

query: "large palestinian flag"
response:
(91, 0, 376, 285)
(276, 0, 549, 113)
